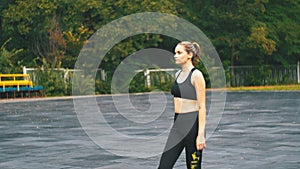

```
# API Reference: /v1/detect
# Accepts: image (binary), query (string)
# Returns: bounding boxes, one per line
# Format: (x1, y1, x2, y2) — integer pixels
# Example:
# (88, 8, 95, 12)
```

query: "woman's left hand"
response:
(196, 135, 206, 150)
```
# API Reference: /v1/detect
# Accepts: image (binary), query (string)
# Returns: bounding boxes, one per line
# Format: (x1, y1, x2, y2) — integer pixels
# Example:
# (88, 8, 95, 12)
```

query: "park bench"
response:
(0, 74, 44, 98)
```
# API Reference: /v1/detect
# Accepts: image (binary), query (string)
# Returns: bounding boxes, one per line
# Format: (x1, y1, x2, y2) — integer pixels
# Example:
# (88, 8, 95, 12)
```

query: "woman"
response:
(158, 41, 206, 169)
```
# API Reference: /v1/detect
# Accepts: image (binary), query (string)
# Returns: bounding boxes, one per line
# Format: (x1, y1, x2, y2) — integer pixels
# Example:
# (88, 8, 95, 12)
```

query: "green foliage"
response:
(33, 58, 66, 96)
(1, 0, 180, 70)
(247, 24, 276, 56)
(0, 0, 299, 94)
(72, 73, 95, 96)
(95, 80, 111, 94)
(128, 71, 174, 93)
(188, 0, 299, 86)
(0, 38, 23, 73)
(128, 73, 151, 93)
(243, 66, 270, 86)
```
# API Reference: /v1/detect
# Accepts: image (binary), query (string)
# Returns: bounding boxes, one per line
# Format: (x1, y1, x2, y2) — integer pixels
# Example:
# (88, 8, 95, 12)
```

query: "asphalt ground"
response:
(0, 91, 299, 169)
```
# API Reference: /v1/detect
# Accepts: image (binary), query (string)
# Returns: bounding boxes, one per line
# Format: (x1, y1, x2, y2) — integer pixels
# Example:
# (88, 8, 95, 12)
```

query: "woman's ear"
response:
(187, 52, 193, 59)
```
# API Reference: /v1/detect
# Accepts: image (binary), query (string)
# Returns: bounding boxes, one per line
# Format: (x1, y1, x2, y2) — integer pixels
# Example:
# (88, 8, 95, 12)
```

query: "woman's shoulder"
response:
(192, 68, 203, 77)
(191, 68, 205, 83)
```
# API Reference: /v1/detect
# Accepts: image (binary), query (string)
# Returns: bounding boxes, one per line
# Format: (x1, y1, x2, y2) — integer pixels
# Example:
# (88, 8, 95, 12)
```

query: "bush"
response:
(34, 58, 66, 96)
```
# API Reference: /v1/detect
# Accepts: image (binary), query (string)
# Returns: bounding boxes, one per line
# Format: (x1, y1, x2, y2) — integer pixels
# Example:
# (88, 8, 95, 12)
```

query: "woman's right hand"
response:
(196, 135, 206, 150)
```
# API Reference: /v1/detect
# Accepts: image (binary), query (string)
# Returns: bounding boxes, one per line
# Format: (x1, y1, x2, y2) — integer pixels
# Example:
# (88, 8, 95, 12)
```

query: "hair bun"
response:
(192, 42, 201, 59)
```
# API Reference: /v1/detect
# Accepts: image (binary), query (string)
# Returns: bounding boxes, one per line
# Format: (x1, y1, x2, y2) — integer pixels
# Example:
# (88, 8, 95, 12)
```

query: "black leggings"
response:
(158, 111, 202, 169)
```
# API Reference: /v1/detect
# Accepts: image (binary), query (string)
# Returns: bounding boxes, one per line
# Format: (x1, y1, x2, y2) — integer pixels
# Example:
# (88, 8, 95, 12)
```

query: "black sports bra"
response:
(171, 68, 197, 100)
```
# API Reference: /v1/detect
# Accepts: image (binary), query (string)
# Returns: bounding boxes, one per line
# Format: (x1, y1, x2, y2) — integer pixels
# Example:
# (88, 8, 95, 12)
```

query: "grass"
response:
(225, 84, 300, 91)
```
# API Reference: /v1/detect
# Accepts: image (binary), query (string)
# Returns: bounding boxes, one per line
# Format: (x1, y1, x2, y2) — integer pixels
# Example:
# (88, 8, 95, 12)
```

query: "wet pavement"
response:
(0, 91, 299, 169)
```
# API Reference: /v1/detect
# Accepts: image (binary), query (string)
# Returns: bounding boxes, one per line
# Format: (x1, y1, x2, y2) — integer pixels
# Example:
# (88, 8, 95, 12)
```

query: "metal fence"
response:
(24, 61, 300, 89)
(228, 64, 299, 86)
(133, 64, 300, 88)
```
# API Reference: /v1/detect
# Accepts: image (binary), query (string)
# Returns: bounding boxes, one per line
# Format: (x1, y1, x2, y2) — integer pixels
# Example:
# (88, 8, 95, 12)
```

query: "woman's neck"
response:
(181, 62, 194, 73)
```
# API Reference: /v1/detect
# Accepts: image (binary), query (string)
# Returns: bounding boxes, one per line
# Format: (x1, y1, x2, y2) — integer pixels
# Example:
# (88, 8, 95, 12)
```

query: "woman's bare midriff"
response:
(174, 97, 198, 113)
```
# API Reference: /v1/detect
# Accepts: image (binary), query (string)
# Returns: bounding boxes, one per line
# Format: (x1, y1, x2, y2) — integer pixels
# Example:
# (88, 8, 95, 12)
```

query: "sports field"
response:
(0, 91, 299, 169)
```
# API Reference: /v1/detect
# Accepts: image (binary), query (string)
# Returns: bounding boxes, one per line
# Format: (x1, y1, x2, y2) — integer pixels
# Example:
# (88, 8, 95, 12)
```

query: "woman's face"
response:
(174, 44, 192, 65)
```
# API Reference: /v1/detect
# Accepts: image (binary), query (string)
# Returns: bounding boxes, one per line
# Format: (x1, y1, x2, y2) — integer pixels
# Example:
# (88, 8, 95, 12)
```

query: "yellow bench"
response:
(0, 74, 33, 91)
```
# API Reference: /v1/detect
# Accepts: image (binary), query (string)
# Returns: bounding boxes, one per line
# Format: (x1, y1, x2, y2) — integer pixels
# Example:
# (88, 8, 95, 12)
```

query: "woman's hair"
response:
(179, 41, 202, 65)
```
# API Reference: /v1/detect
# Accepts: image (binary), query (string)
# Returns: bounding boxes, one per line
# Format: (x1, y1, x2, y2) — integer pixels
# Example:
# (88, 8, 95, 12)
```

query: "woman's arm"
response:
(192, 70, 206, 150)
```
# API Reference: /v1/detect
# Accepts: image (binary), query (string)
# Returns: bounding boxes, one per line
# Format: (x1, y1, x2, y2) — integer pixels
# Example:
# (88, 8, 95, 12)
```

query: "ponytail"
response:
(192, 42, 201, 66)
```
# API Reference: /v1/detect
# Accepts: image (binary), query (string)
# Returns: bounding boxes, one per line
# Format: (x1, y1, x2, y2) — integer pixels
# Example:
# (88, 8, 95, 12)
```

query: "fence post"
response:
(297, 60, 300, 83)
(23, 66, 27, 74)
(101, 69, 106, 81)
(23, 66, 27, 80)
(144, 69, 151, 87)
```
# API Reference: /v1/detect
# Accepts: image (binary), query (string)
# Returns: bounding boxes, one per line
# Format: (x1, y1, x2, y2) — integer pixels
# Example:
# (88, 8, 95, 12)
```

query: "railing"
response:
(23, 62, 300, 92)
(135, 68, 177, 87)
(228, 64, 299, 87)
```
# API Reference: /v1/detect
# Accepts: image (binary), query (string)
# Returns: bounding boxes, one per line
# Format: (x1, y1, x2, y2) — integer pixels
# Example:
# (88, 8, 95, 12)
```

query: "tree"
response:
(2, 0, 183, 70)
(1, 0, 186, 95)
(262, 0, 300, 65)
(1, 0, 299, 91)
(0, 38, 23, 73)
(184, 0, 300, 86)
